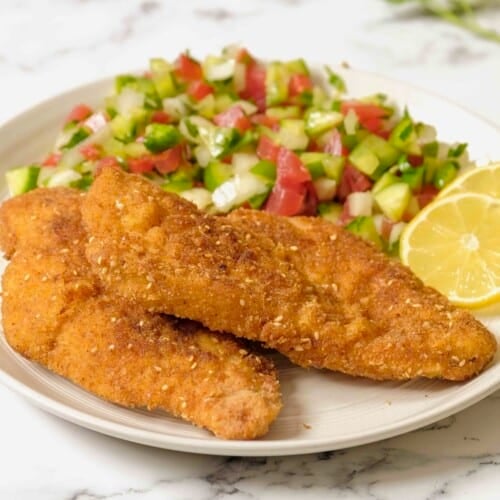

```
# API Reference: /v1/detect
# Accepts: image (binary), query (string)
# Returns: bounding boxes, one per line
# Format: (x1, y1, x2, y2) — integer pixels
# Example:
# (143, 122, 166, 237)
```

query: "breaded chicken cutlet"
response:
(82, 167, 496, 381)
(0, 188, 282, 439)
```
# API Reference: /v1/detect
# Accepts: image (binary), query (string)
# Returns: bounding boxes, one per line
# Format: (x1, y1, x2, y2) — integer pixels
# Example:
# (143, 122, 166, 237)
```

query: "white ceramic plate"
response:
(0, 67, 499, 457)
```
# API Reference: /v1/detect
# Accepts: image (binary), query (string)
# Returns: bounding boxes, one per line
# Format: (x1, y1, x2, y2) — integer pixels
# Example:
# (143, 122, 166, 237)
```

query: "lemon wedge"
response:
(400, 192, 500, 308)
(438, 162, 500, 198)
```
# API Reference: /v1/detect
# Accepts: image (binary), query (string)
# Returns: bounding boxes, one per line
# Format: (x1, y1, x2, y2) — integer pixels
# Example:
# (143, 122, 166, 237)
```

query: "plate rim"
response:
(1, 67, 500, 456)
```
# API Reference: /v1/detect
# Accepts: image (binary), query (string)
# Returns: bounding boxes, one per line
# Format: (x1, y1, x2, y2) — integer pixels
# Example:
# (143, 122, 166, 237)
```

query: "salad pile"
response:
(6, 46, 471, 254)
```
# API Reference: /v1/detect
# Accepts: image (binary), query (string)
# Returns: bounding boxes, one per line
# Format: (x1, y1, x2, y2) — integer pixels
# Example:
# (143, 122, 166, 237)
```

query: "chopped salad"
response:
(5, 46, 471, 254)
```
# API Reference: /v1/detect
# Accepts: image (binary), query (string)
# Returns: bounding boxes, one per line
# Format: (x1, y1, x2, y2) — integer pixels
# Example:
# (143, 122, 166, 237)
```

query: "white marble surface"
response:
(1, 1, 500, 498)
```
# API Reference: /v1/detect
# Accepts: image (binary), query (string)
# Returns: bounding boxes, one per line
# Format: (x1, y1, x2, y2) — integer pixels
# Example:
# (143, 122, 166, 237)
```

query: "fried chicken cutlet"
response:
(82, 168, 496, 381)
(0, 188, 282, 439)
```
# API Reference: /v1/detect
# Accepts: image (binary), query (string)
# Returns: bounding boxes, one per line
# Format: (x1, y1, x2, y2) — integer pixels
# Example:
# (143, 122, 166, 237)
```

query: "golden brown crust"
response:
(0, 188, 282, 439)
(82, 168, 496, 381)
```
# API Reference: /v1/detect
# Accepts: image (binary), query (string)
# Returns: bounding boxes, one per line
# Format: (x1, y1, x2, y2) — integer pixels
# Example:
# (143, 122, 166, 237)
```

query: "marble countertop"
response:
(1, 1, 500, 498)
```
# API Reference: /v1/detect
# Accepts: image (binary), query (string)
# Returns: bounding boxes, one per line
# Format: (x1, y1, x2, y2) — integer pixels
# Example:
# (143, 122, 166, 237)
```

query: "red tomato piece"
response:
(151, 111, 171, 124)
(65, 104, 93, 124)
(80, 144, 101, 161)
(323, 129, 344, 156)
(240, 63, 266, 112)
(153, 145, 183, 174)
(236, 48, 255, 65)
(174, 53, 203, 82)
(256, 135, 280, 163)
(416, 185, 439, 208)
(251, 113, 279, 130)
(187, 81, 214, 102)
(408, 155, 424, 167)
(128, 156, 155, 174)
(301, 181, 318, 216)
(264, 183, 306, 216)
(213, 106, 251, 133)
(336, 164, 373, 202)
(341, 101, 387, 134)
(42, 152, 62, 167)
(288, 74, 313, 97)
(276, 147, 311, 188)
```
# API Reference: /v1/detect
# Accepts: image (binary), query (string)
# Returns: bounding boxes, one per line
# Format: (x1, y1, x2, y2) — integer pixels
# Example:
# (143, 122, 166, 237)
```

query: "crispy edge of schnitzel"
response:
(0, 188, 282, 439)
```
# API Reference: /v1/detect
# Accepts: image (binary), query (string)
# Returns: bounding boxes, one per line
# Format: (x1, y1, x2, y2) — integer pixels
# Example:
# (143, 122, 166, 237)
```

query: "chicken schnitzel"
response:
(82, 168, 496, 381)
(0, 188, 282, 439)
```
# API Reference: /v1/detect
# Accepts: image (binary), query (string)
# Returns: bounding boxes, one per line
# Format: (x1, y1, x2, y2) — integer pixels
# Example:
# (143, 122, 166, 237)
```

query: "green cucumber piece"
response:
(250, 160, 277, 182)
(372, 172, 399, 195)
(286, 58, 309, 75)
(433, 161, 458, 189)
(150, 58, 177, 98)
(162, 179, 193, 193)
(277, 119, 308, 151)
(305, 110, 343, 137)
(143, 124, 181, 153)
(63, 128, 90, 150)
(301, 153, 326, 180)
(374, 182, 411, 222)
(203, 161, 233, 191)
(123, 142, 149, 158)
(266, 106, 301, 120)
(401, 166, 425, 192)
(349, 134, 398, 180)
(265, 62, 289, 107)
(361, 135, 399, 169)
(345, 216, 383, 249)
(110, 115, 136, 143)
(6, 166, 40, 196)
(201, 126, 241, 159)
(318, 202, 343, 223)
(389, 117, 421, 155)
(322, 156, 345, 182)
(248, 190, 271, 209)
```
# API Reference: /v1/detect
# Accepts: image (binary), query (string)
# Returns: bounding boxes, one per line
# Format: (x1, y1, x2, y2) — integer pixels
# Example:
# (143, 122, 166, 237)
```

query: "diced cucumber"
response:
(143, 123, 181, 153)
(372, 171, 399, 195)
(313, 177, 337, 201)
(266, 106, 301, 120)
(423, 157, 442, 184)
(343, 109, 358, 135)
(433, 161, 458, 189)
(200, 126, 241, 159)
(232, 153, 259, 174)
(6, 166, 40, 196)
(347, 192, 373, 217)
(345, 216, 383, 249)
(115, 87, 145, 116)
(204, 161, 233, 192)
(163, 96, 190, 121)
(277, 119, 309, 151)
(422, 141, 439, 157)
(63, 128, 90, 150)
(266, 62, 289, 107)
(301, 153, 326, 180)
(212, 172, 268, 212)
(305, 110, 343, 137)
(203, 55, 235, 81)
(374, 182, 411, 221)
(286, 58, 309, 75)
(150, 58, 177, 98)
(318, 202, 343, 223)
(115, 74, 137, 93)
(123, 142, 149, 158)
(349, 134, 398, 180)
(194, 94, 216, 119)
(401, 166, 425, 192)
(322, 156, 345, 182)
(389, 117, 421, 155)
(248, 190, 271, 209)
(110, 115, 136, 143)
(250, 160, 276, 182)
(162, 179, 193, 193)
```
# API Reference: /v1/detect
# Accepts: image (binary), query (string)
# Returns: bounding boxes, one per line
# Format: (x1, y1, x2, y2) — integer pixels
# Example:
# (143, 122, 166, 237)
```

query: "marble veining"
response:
(0, 0, 500, 498)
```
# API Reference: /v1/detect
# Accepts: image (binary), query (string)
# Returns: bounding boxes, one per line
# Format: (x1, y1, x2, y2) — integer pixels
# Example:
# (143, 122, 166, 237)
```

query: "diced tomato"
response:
(288, 74, 312, 97)
(341, 101, 387, 134)
(128, 156, 155, 174)
(307, 140, 321, 152)
(252, 113, 279, 130)
(213, 106, 251, 133)
(240, 63, 266, 112)
(187, 80, 214, 102)
(65, 104, 93, 124)
(277, 147, 311, 188)
(80, 144, 101, 161)
(174, 53, 203, 82)
(95, 156, 120, 176)
(323, 129, 345, 156)
(301, 181, 318, 216)
(416, 185, 439, 208)
(408, 155, 423, 167)
(143, 71, 153, 79)
(264, 183, 306, 216)
(42, 152, 62, 167)
(221, 155, 233, 164)
(336, 164, 373, 202)
(257, 135, 280, 163)
(236, 48, 255, 65)
(153, 145, 183, 174)
(151, 111, 171, 124)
